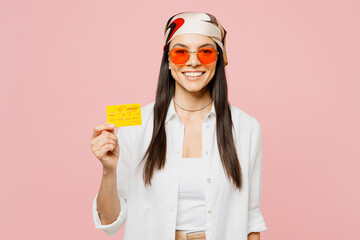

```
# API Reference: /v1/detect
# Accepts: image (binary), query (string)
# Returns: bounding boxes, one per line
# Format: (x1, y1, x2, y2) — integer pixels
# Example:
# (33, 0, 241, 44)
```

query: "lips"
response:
(182, 71, 206, 74)
(182, 71, 206, 77)
(182, 71, 205, 80)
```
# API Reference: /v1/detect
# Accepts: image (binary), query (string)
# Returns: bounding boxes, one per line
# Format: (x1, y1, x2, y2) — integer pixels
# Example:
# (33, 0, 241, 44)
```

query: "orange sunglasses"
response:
(169, 47, 219, 65)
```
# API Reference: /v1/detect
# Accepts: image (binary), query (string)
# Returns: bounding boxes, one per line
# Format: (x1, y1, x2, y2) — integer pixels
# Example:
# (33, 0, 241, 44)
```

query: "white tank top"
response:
(176, 157, 206, 235)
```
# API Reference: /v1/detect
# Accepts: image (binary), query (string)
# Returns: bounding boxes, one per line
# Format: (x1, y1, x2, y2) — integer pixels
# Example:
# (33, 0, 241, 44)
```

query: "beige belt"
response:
(175, 230, 206, 240)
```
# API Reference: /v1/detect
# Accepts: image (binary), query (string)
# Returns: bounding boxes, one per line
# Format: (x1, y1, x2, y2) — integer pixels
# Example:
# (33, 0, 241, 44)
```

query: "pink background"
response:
(1, 0, 359, 239)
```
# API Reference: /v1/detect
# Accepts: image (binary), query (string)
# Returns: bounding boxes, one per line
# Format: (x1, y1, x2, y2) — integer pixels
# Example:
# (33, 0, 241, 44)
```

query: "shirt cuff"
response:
(247, 208, 268, 234)
(92, 193, 127, 236)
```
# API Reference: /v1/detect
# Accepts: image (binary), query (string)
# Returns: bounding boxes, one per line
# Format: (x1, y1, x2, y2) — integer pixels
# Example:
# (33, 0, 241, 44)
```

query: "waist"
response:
(175, 230, 206, 240)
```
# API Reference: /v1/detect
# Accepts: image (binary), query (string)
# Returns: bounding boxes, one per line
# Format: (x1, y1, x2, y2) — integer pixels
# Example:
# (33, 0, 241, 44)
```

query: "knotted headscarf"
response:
(163, 11, 228, 67)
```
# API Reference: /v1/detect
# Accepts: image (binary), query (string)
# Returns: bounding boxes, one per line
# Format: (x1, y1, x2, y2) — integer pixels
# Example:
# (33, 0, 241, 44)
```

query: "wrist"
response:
(102, 167, 116, 176)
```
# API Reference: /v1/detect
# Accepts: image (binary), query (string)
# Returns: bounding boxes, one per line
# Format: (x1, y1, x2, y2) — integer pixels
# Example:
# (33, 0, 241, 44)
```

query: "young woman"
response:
(90, 11, 268, 240)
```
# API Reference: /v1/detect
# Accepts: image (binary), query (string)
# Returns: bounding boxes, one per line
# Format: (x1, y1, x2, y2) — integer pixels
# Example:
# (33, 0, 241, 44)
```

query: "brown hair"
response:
(137, 43, 243, 191)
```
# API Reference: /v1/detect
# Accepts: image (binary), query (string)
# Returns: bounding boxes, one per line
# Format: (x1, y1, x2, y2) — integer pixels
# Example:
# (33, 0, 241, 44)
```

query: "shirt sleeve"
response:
(92, 193, 128, 236)
(247, 118, 268, 234)
(92, 126, 132, 236)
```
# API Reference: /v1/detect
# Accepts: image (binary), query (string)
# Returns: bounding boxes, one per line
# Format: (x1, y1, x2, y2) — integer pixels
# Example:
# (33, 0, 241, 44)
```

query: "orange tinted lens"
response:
(198, 47, 218, 64)
(169, 47, 189, 65)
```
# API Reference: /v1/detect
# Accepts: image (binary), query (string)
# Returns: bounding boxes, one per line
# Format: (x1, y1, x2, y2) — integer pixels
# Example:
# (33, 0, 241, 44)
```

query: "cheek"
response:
(206, 66, 217, 81)
(170, 68, 181, 80)
(206, 64, 216, 75)
(173, 67, 183, 75)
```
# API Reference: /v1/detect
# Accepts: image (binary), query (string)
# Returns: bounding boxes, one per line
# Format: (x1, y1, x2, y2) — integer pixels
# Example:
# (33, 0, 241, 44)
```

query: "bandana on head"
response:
(163, 11, 228, 67)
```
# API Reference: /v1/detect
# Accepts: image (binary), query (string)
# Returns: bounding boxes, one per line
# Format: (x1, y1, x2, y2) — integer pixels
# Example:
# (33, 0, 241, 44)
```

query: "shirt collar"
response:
(165, 97, 216, 124)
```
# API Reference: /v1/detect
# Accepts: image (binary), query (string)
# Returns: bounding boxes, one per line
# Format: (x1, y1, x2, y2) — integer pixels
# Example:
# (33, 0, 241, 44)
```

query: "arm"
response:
(92, 127, 130, 236)
(247, 118, 268, 235)
(92, 168, 128, 237)
(96, 170, 121, 225)
(248, 232, 260, 240)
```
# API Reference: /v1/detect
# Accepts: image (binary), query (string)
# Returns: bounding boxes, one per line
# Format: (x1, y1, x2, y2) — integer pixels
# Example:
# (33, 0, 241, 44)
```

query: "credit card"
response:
(106, 103, 142, 127)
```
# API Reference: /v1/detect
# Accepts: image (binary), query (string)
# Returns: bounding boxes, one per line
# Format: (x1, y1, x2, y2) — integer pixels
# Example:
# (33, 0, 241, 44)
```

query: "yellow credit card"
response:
(106, 103, 142, 127)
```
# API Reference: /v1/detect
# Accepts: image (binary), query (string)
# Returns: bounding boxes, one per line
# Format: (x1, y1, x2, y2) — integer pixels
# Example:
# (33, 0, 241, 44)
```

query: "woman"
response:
(90, 11, 268, 240)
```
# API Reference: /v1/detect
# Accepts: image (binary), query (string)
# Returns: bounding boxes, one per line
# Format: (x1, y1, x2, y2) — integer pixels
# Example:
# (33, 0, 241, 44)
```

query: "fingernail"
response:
(110, 123, 115, 128)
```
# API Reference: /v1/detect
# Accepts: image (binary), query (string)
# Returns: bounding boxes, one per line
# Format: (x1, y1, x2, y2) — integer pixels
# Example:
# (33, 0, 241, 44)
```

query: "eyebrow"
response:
(172, 43, 215, 49)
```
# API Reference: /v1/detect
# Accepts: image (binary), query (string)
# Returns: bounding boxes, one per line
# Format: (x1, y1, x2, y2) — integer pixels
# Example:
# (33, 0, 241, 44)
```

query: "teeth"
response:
(183, 72, 204, 77)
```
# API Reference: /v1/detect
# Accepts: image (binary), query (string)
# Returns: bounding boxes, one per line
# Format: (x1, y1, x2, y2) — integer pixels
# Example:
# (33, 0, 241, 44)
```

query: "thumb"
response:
(106, 123, 116, 133)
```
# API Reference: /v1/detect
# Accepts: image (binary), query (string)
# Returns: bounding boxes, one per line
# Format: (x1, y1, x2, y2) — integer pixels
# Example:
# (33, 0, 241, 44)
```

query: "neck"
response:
(173, 87, 212, 121)
(173, 85, 212, 109)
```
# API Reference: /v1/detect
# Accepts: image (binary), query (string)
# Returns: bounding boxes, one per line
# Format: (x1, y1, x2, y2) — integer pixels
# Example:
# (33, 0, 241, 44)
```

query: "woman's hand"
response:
(248, 232, 260, 240)
(90, 123, 119, 173)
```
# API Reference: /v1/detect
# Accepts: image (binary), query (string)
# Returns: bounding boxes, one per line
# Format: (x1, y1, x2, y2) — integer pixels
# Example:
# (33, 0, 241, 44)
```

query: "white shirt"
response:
(176, 157, 206, 234)
(92, 97, 268, 240)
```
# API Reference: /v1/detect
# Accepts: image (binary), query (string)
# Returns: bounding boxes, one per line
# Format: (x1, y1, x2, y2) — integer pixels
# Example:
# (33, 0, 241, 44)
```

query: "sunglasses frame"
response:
(168, 46, 219, 65)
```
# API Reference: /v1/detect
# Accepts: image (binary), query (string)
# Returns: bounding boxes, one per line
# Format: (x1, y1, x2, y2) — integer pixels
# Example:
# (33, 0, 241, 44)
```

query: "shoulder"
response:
(229, 104, 261, 131)
(141, 100, 155, 118)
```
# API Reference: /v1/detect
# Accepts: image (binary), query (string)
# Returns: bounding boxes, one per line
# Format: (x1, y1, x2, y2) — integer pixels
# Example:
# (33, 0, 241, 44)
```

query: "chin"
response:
(183, 84, 206, 93)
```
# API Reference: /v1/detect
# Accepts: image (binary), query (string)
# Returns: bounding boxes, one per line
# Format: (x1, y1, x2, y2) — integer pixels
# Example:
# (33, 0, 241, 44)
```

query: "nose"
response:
(186, 52, 201, 67)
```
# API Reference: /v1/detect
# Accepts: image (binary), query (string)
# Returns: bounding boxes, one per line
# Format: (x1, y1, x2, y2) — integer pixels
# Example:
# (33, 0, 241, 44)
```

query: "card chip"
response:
(106, 103, 142, 127)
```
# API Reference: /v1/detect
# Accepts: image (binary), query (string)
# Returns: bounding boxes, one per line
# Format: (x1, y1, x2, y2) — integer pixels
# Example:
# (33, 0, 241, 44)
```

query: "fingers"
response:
(90, 130, 118, 149)
(100, 130, 118, 142)
(95, 138, 116, 152)
(92, 123, 116, 139)
(96, 143, 116, 160)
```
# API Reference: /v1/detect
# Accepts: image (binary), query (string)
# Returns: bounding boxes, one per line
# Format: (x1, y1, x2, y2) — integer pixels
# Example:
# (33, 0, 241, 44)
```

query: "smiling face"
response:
(168, 33, 218, 94)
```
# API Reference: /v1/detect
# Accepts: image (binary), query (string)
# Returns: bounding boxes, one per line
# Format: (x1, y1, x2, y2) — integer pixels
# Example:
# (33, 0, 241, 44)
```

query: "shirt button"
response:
(208, 210, 212, 214)
(205, 150, 208, 155)
(208, 115, 211, 119)
(207, 178, 211, 183)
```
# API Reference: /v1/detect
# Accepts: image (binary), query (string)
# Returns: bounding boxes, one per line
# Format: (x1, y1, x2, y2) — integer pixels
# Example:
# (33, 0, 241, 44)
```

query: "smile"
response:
(182, 71, 205, 77)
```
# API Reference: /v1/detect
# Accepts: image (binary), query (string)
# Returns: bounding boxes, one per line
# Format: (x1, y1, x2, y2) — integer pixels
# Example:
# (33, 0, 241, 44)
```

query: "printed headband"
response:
(163, 11, 228, 67)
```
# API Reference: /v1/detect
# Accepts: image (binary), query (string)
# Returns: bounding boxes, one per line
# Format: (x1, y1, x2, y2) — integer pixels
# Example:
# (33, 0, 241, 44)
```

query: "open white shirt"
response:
(92, 97, 268, 239)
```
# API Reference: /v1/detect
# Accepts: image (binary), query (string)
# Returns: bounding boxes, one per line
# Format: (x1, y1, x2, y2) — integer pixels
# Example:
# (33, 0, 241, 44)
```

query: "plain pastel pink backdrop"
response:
(1, 0, 359, 239)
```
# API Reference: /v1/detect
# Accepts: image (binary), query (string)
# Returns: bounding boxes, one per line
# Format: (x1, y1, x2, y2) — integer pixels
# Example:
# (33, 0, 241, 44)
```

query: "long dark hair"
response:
(137, 42, 243, 191)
